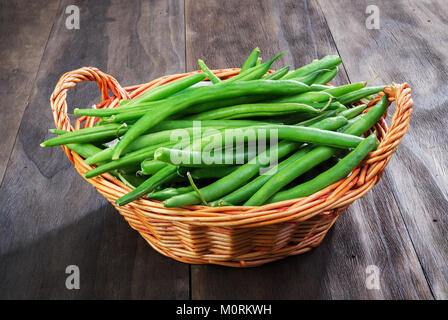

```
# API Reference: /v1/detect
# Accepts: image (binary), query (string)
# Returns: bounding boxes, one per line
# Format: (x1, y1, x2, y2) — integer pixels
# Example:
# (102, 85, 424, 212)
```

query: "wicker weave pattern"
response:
(50, 67, 413, 267)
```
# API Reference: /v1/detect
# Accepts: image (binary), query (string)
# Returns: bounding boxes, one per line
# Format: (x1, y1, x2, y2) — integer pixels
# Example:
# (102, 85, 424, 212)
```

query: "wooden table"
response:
(0, 0, 446, 299)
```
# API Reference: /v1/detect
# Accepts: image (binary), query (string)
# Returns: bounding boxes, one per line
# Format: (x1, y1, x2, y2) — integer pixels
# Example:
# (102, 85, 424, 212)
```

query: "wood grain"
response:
(319, 0, 448, 299)
(0, 0, 188, 299)
(186, 0, 432, 299)
(0, 0, 60, 187)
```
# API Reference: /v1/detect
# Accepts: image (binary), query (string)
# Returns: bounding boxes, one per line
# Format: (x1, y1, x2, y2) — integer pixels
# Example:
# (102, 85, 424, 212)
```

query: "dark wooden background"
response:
(1, 0, 447, 299)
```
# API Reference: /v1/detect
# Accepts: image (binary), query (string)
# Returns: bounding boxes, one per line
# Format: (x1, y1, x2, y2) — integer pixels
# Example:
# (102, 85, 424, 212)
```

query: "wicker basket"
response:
(50, 67, 413, 267)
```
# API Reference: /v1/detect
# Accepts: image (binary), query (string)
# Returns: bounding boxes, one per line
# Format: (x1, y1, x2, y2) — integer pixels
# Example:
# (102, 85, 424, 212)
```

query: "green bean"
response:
(84, 127, 218, 165)
(154, 147, 255, 167)
(65, 143, 103, 159)
(149, 119, 270, 131)
(291, 69, 327, 85)
(111, 80, 310, 160)
(148, 186, 194, 201)
(325, 82, 366, 97)
(176, 95, 274, 117)
(255, 57, 262, 66)
(140, 159, 168, 175)
(119, 73, 206, 107)
(309, 84, 333, 91)
(244, 95, 388, 205)
(75, 99, 161, 117)
(209, 115, 349, 206)
(282, 55, 342, 79)
(49, 128, 68, 135)
(240, 47, 260, 73)
(338, 86, 386, 105)
(188, 103, 321, 120)
(271, 91, 333, 105)
(198, 59, 221, 84)
(269, 133, 378, 202)
(313, 66, 338, 84)
(85, 144, 164, 178)
(41, 127, 128, 147)
(162, 140, 299, 207)
(338, 104, 367, 119)
(262, 66, 290, 80)
(42, 123, 125, 146)
(116, 172, 147, 189)
(294, 109, 339, 127)
(342, 94, 388, 135)
(336, 114, 365, 132)
(190, 166, 240, 179)
(49, 130, 129, 179)
(116, 165, 178, 206)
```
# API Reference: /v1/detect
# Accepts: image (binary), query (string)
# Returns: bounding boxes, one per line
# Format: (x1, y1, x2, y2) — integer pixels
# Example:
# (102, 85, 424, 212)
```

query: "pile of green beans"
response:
(41, 48, 389, 207)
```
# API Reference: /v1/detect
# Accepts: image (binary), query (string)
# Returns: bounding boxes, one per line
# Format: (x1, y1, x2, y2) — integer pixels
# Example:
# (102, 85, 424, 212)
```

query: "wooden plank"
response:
(319, 0, 448, 299)
(0, 0, 188, 299)
(186, 0, 432, 299)
(0, 0, 60, 186)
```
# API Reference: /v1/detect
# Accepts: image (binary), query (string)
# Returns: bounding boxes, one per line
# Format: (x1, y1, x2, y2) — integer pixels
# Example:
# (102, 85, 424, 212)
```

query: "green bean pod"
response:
(116, 165, 178, 206)
(313, 67, 338, 84)
(225, 52, 285, 82)
(117, 172, 147, 189)
(41, 123, 126, 146)
(148, 186, 194, 201)
(119, 73, 206, 107)
(85, 144, 163, 178)
(198, 59, 221, 84)
(309, 84, 334, 91)
(294, 110, 339, 127)
(291, 69, 327, 85)
(188, 103, 321, 120)
(41, 127, 128, 147)
(338, 86, 386, 105)
(176, 95, 273, 117)
(269, 133, 378, 202)
(140, 159, 168, 175)
(149, 119, 270, 131)
(84, 127, 218, 165)
(262, 66, 290, 80)
(324, 82, 366, 97)
(282, 55, 342, 79)
(111, 80, 310, 160)
(338, 104, 367, 119)
(271, 91, 333, 105)
(240, 47, 261, 73)
(190, 166, 240, 179)
(65, 143, 103, 159)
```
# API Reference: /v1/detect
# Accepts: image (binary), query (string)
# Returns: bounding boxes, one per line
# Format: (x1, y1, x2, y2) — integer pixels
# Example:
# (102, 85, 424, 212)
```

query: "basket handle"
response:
(50, 67, 130, 161)
(364, 83, 413, 181)
(50, 67, 130, 131)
